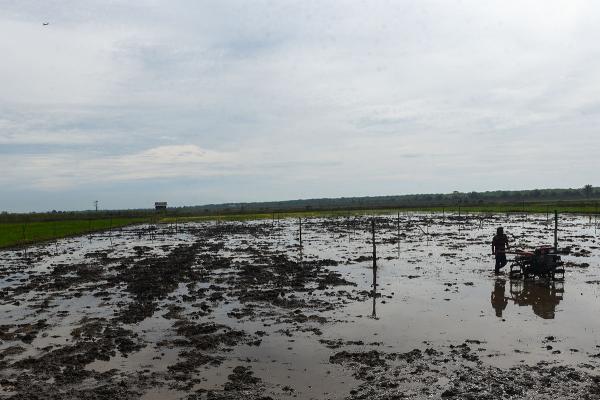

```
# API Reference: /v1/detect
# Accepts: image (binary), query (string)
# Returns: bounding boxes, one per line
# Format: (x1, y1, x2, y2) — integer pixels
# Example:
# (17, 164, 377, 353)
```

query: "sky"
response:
(1, 0, 599, 212)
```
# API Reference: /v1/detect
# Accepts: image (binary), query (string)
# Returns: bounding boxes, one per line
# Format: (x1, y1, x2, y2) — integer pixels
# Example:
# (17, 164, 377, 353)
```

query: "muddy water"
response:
(1, 214, 599, 399)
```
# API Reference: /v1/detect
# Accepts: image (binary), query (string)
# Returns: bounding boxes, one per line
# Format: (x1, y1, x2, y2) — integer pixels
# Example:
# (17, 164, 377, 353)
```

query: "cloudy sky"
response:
(1, 0, 599, 212)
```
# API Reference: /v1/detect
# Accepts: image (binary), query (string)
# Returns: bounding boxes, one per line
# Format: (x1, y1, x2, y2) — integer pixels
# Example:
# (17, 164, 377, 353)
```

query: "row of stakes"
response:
(14, 210, 579, 264)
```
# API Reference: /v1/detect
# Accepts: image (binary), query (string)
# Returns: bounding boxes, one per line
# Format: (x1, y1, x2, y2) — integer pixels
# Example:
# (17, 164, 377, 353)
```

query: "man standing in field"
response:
(492, 227, 510, 274)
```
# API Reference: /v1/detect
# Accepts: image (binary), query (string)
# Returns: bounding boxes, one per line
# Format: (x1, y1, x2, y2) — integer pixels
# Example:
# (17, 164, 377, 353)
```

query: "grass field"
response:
(0, 217, 149, 249)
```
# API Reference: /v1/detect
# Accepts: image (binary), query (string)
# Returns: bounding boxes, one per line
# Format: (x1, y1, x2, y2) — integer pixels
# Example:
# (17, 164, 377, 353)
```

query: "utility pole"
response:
(94, 200, 98, 212)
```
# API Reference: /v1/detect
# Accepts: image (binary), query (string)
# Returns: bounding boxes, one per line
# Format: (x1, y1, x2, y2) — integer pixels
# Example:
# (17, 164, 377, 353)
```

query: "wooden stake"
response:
(554, 210, 558, 251)
(347, 215, 351, 242)
(54, 221, 58, 253)
(22, 224, 27, 258)
(299, 217, 302, 247)
(372, 219, 377, 270)
(397, 212, 400, 254)
(371, 218, 377, 318)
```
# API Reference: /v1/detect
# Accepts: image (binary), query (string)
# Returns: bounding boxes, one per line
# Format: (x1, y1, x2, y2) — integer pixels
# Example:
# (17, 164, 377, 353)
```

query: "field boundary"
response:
(0, 217, 149, 249)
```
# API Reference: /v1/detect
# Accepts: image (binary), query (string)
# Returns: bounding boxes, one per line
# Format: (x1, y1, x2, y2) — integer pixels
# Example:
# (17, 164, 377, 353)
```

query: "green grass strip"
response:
(0, 217, 149, 249)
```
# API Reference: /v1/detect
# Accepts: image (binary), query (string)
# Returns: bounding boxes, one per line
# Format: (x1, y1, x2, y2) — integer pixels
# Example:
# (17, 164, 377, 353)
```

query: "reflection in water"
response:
(491, 279, 508, 317)
(509, 279, 564, 319)
(371, 264, 378, 319)
(491, 278, 564, 319)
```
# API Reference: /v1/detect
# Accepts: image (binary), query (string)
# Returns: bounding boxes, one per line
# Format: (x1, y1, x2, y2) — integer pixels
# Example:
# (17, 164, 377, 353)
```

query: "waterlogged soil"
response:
(1, 214, 600, 399)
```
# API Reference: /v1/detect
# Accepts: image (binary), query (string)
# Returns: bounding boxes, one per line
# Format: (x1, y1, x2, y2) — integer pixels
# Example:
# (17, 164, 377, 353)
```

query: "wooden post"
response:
(347, 215, 350, 242)
(371, 218, 377, 298)
(372, 219, 377, 270)
(21, 224, 27, 258)
(108, 216, 113, 245)
(54, 222, 58, 253)
(299, 217, 302, 247)
(371, 218, 377, 318)
(554, 210, 558, 251)
(397, 212, 400, 254)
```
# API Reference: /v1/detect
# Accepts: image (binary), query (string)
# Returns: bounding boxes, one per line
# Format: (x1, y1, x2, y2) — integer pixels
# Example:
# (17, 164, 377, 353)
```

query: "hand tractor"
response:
(508, 245, 564, 281)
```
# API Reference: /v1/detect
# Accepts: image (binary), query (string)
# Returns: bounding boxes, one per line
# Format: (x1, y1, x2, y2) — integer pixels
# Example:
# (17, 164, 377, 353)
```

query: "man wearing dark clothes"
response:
(492, 227, 510, 274)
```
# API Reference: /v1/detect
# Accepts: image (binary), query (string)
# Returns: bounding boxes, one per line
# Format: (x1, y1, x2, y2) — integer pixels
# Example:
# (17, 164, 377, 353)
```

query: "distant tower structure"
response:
(94, 200, 98, 212)
(155, 202, 167, 211)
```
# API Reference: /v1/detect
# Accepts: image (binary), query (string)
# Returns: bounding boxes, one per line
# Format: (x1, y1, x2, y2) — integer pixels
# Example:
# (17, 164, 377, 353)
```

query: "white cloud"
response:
(1, 145, 236, 189)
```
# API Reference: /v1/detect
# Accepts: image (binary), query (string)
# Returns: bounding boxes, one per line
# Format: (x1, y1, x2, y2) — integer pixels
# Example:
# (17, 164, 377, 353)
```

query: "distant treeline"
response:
(178, 185, 599, 214)
(1, 185, 598, 222)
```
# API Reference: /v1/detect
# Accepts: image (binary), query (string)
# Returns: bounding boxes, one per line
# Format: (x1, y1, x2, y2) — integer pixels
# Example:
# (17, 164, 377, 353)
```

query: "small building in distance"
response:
(155, 202, 167, 211)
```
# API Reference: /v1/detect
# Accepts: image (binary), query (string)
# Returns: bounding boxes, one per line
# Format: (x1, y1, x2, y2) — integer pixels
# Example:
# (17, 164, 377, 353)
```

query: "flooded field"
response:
(1, 213, 599, 399)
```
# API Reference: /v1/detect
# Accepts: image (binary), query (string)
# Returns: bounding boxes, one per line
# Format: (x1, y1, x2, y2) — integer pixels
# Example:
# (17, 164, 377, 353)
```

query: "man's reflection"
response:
(491, 279, 564, 319)
(491, 278, 508, 317)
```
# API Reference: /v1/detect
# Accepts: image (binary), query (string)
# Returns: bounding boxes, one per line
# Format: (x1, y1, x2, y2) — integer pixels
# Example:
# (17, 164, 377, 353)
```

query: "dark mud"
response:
(332, 344, 600, 399)
(1, 214, 599, 399)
